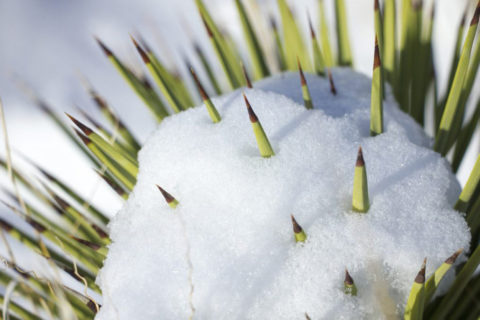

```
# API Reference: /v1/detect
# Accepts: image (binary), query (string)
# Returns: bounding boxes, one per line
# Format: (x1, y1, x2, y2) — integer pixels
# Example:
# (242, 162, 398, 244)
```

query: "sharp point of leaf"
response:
(243, 93, 258, 123)
(374, 36, 381, 69)
(307, 12, 316, 38)
(190, 67, 209, 101)
(374, 0, 380, 11)
(241, 62, 253, 89)
(95, 37, 113, 57)
(471, 1, 480, 26)
(356, 147, 365, 167)
(415, 258, 427, 284)
(69, 235, 102, 251)
(344, 268, 354, 285)
(66, 113, 93, 136)
(291, 214, 303, 234)
(269, 15, 278, 31)
(445, 249, 463, 264)
(131, 35, 150, 64)
(200, 14, 214, 38)
(328, 69, 337, 95)
(156, 185, 177, 205)
(297, 57, 307, 86)
(74, 129, 92, 145)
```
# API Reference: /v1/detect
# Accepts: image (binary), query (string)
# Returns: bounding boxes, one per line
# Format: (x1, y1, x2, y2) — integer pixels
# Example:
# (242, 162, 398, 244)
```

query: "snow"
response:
(97, 69, 470, 319)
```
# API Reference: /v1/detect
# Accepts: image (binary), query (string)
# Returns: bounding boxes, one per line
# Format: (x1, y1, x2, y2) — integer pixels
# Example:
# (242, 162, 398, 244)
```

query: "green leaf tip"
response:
(344, 269, 357, 296)
(156, 185, 179, 209)
(190, 67, 222, 123)
(243, 93, 275, 158)
(404, 258, 427, 320)
(352, 147, 370, 213)
(370, 36, 384, 136)
(291, 214, 307, 243)
(298, 58, 314, 110)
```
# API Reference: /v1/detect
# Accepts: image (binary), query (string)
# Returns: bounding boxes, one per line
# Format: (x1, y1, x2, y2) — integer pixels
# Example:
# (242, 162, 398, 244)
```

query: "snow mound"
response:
(96, 69, 470, 319)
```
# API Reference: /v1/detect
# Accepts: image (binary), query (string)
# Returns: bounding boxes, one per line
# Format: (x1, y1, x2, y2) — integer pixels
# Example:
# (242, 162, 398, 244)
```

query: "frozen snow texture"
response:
(97, 69, 470, 319)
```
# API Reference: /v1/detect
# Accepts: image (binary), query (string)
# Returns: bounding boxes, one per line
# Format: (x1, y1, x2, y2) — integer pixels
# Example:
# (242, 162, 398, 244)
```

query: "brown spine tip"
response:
(307, 13, 316, 38)
(74, 129, 92, 145)
(92, 93, 108, 111)
(52, 194, 70, 211)
(344, 269, 354, 285)
(412, 0, 423, 11)
(445, 249, 463, 264)
(243, 93, 258, 123)
(95, 38, 113, 57)
(414, 258, 427, 284)
(156, 185, 176, 204)
(305, 313, 312, 320)
(201, 15, 214, 38)
(472, 1, 480, 26)
(298, 58, 307, 86)
(241, 62, 253, 89)
(291, 215, 303, 234)
(131, 36, 150, 64)
(374, 36, 381, 69)
(190, 67, 209, 101)
(96, 170, 126, 196)
(26, 217, 46, 233)
(70, 235, 102, 251)
(92, 224, 109, 239)
(356, 147, 365, 167)
(328, 69, 337, 95)
(66, 113, 93, 135)
(374, 0, 380, 11)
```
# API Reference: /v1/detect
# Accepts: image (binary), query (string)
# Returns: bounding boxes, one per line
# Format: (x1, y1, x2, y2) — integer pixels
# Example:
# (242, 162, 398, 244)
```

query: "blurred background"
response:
(0, 0, 476, 221)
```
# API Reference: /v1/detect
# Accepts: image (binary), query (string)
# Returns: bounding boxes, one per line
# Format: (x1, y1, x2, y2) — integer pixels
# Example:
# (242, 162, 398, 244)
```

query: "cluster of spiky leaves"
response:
(1, 0, 480, 319)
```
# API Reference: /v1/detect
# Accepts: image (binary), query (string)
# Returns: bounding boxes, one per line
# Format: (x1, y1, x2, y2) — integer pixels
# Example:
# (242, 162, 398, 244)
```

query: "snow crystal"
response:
(96, 68, 470, 319)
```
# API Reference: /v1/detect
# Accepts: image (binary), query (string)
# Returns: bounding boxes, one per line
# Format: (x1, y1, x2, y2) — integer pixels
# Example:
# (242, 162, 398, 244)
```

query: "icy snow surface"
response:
(97, 69, 470, 320)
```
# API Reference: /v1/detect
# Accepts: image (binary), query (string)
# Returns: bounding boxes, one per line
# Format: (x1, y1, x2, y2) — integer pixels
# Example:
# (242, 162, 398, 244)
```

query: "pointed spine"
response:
(298, 58, 313, 110)
(328, 70, 337, 96)
(352, 147, 370, 213)
(370, 36, 384, 136)
(344, 269, 357, 296)
(157, 185, 179, 209)
(291, 215, 307, 243)
(241, 62, 253, 89)
(308, 14, 326, 76)
(425, 249, 463, 303)
(405, 259, 427, 320)
(243, 94, 275, 158)
(190, 67, 221, 123)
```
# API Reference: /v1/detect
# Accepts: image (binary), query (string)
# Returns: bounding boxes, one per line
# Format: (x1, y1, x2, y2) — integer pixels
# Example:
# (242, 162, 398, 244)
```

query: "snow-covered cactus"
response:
(1, 0, 480, 319)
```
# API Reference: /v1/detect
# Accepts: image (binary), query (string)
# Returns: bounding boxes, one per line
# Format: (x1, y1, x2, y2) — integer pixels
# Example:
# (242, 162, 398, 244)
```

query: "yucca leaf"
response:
(451, 99, 480, 172)
(298, 58, 314, 110)
(291, 215, 307, 242)
(74, 130, 136, 191)
(195, 0, 243, 87)
(383, 0, 396, 84)
(455, 154, 480, 213)
(404, 259, 426, 320)
(190, 67, 222, 123)
(430, 244, 480, 319)
(308, 15, 326, 76)
(243, 93, 275, 158)
(370, 37, 383, 136)
(95, 38, 169, 121)
(344, 269, 357, 296)
(318, 0, 335, 67)
(269, 16, 287, 71)
(277, 0, 311, 71)
(234, 0, 270, 79)
(156, 185, 179, 209)
(334, 0, 353, 66)
(193, 43, 222, 95)
(424, 250, 463, 304)
(352, 147, 369, 213)
(241, 62, 253, 89)
(95, 169, 129, 200)
(434, 2, 480, 156)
